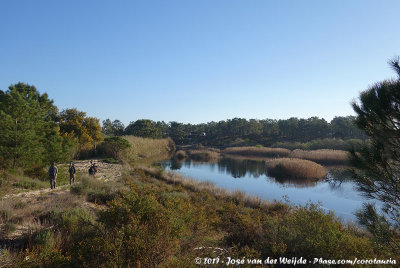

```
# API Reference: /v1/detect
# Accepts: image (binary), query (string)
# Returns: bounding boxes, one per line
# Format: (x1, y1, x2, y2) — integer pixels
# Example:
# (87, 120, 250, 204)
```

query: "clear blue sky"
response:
(1, 0, 399, 125)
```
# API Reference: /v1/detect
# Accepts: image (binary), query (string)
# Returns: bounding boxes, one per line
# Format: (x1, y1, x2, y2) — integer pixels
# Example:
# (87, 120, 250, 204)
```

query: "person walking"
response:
(48, 162, 58, 189)
(69, 162, 76, 184)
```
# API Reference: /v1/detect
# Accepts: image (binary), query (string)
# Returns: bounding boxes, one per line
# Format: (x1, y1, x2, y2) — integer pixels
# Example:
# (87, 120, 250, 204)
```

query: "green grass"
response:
(12, 177, 48, 190)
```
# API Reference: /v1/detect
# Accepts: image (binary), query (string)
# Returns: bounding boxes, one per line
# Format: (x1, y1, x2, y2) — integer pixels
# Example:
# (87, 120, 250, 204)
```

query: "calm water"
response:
(159, 157, 374, 222)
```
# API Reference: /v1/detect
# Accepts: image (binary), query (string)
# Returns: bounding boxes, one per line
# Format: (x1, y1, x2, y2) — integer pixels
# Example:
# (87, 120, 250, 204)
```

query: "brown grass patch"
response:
(188, 149, 220, 161)
(123, 136, 175, 165)
(266, 158, 327, 180)
(223, 147, 290, 158)
(290, 149, 349, 164)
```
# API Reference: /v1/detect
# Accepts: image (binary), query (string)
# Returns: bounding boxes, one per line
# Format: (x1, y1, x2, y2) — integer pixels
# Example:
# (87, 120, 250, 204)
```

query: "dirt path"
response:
(0, 160, 126, 245)
(2, 160, 124, 200)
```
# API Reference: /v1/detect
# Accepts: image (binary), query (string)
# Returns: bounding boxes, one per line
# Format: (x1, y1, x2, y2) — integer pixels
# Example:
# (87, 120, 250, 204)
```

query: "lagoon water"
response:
(159, 157, 375, 222)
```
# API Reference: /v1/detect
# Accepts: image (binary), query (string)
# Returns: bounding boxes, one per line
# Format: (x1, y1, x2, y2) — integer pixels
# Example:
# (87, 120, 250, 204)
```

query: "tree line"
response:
(103, 116, 366, 146)
(0, 83, 103, 168)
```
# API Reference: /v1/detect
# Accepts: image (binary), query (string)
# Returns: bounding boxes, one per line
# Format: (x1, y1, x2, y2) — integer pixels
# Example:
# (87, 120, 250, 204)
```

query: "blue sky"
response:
(1, 0, 399, 125)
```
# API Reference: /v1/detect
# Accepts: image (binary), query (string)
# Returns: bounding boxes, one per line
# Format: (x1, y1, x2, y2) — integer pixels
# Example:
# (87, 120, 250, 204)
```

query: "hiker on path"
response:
(69, 162, 76, 184)
(48, 162, 58, 189)
(89, 160, 97, 176)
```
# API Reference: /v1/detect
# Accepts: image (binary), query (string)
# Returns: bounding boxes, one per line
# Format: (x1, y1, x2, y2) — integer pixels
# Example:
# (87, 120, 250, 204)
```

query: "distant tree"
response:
(169, 121, 185, 145)
(59, 108, 103, 152)
(0, 83, 68, 167)
(101, 137, 131, 159)
(102, 119, 125, 136)
(125, 119, 161, 138)
(350, 58, 400, 253)
(112, 120, 125, 136)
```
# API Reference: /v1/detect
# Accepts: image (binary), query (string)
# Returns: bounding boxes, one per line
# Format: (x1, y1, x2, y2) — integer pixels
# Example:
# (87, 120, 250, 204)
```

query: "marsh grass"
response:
(139, 167, 270, 209)
(266, 158, 327, 180)
(223, 147, 290, 158)
(188, 149, 220, 161)
(290, 149, 349, 164)
(123, 136, 175, 165)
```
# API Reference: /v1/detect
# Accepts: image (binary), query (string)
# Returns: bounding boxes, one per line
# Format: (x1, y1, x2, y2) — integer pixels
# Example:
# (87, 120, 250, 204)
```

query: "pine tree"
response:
(350, 58, 400, 253)
(0, 83, 68, 167)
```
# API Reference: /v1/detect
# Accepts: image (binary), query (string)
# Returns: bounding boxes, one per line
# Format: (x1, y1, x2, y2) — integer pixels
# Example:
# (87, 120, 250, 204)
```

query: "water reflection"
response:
(159, 156, 368, 221)
(165, 156, 332, 188)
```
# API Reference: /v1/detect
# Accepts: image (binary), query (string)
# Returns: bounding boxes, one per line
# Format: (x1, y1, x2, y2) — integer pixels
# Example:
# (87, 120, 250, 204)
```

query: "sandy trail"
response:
(2, 160, 124, 200)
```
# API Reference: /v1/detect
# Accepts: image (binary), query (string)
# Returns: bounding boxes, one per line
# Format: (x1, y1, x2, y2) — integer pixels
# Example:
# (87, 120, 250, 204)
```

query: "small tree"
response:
(350, 58, 400, 253)
(101, 137, 131, 160)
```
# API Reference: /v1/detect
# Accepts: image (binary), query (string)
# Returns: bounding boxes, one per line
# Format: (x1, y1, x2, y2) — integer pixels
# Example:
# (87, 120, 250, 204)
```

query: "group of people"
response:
(48, 160, 98, 189)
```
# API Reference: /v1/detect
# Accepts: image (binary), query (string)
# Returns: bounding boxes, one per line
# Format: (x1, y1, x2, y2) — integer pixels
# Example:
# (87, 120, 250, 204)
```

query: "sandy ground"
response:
(0, 160, 125, 245)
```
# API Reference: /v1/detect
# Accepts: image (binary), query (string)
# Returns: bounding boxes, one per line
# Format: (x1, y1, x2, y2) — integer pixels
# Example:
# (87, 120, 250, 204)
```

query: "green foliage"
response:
(124, 119, 161, 138)
(220, 203, 375, 259)
(350, 57, 400, 253)
(0, 83, 69, 168)
(12, 177, 48, 190)
(58, 108, 103, 154)
(102, 118, 124, 136)
(70, 176, 121, 204)
(4, 222, 16, 233)
(98, 136, 131, 160)
(272, 138, 364, 151)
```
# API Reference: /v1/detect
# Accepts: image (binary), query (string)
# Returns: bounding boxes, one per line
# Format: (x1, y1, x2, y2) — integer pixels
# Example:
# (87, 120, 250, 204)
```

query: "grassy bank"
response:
(187, 149, 220, 162)
(223, 146, 349, 165)
(290, 149, 349, 165)
(223, 147, 291, 158)
(6, 166, 397, 267)
(122, 136, 175, 165)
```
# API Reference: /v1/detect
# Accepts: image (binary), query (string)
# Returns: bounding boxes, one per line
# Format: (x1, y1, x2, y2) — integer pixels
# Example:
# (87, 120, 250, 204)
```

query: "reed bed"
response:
(266, 158, 327, 180)
(139, 167, 270, 209)
(188, 149, 220, 161)
(123, 136, 175, 164)
(223, 147, 290, 158)
(290, 149, 349, 164)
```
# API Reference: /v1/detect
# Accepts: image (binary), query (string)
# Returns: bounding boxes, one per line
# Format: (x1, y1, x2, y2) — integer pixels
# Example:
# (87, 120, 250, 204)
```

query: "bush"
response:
(70, 176, 121, 204)
(4, 222, 16, 233)
(12, 177, 48, 190)
(174, 150, 187, 160)
(24, 165, 47, 180)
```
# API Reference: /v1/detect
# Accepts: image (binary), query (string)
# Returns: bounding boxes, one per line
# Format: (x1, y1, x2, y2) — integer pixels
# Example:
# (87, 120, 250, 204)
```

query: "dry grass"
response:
(188, 149, 220, 161)
(223, 147, 290, 158)
(139, 167, 270, 209)
(266, 158, 327, 180)
(290, 149, 349, 164)
(123, 136, 175, 165)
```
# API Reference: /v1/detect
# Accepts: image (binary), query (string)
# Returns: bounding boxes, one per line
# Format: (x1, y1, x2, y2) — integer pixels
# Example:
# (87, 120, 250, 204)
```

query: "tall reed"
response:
(266, 158, 327, 180)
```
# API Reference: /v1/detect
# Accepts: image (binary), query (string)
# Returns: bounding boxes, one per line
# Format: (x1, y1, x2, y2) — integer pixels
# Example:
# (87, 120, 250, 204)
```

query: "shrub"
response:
(24, 165, 47, 180)
(12, 177, 48, 190)
(70, 176, 121, 204)
(174, 150, 187, 160)
(4, 222, 16, 233)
